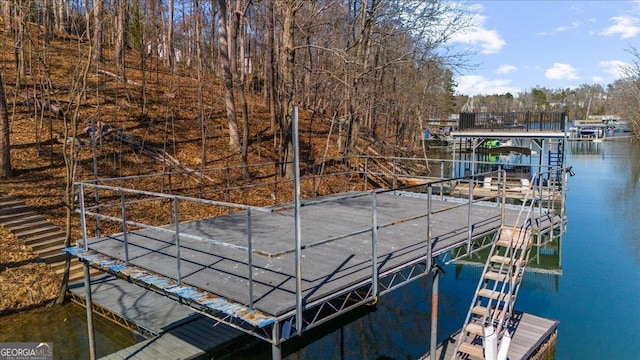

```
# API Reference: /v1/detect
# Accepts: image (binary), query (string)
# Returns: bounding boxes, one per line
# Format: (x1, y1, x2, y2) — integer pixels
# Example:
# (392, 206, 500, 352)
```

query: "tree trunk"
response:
(56, 50, 91, 305)
(166, 0, 175, 70)
(236, 0, 250, 179)
(92, 0, 104, 63)
(2, 0, 10, 31)
(84, 0, 90, 40)
(279, 0, 299, 179)
(115, 0, 128, 77)
(43, 0, 53, 43)
(0, 72, 11, 179)
(53, 0, 65, 33)
(266, 0, 277, 133)
(195, 0, 206, 167)
(217, 0, 241, 151)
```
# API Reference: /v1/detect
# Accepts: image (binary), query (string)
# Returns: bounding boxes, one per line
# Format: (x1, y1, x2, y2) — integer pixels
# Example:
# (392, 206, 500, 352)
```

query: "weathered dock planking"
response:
(72, 191, 560, 317)
(421, 311, 558, 360)
(69, 275, 197, 335)
(100, 315, 245, 360)
(69, 275, 245, 359)
(67, 189, 563, 354)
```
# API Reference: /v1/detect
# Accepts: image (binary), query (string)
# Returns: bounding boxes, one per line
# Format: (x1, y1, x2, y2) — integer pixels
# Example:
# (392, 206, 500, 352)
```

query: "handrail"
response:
(451, 165, 569, 359)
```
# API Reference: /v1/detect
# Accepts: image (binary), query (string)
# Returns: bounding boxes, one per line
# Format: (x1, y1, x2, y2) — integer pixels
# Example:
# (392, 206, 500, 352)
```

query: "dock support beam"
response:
(84, 262, 97, 360)
(430, 260, 440, 360)
(272, 322, 282, 360)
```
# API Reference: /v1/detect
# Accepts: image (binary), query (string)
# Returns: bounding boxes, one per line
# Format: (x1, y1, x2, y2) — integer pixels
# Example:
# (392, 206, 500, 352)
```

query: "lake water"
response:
(1, 140, 639, 359)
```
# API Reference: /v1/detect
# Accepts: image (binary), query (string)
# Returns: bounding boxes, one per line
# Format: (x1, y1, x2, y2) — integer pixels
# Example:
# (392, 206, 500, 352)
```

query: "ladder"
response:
(547, 140, 564, 190)
(451, 224, 533, 359)
(451, 169, 542, 359)
(547, 140, 564, 168)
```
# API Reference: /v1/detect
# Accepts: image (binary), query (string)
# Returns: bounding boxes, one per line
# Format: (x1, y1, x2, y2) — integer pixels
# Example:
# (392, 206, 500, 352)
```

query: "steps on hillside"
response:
(0, 195, 89, 283)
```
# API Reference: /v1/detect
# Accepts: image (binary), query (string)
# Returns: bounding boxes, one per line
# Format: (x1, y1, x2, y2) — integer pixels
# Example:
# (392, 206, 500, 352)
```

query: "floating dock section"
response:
(421, 311, 558, 360)
(68, 275, 246, 359)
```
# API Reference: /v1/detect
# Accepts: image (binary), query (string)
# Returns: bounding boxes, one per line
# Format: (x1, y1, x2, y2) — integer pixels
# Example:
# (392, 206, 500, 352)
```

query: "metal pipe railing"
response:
(371, 192, 379, 297)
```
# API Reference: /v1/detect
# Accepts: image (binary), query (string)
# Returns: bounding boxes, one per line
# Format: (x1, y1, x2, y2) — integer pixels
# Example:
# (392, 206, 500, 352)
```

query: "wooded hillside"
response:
(0, 1, 468, 310)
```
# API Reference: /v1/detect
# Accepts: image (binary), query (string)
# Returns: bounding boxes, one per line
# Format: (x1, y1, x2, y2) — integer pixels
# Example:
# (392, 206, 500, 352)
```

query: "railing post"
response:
(293, 107, 303, 335)
(364, 157, 369, 191)
(79, 184, 88, 251)
(272, 321, 282, 360)
(501, 170, 506, 225)
(84, 262, 96, 360)
(173, 197, 182, 285)
(392, 158, 397, 189)
(426, 185, 433, 272)
(429, 260, 439, 360)
(371, 192, 379, 297)
(120, 190, 129, 265)
(467, 175, 474, 253)
(247, 208, 254, 310)
(440, 161, 445, 200)
(274, 162, 279, 205)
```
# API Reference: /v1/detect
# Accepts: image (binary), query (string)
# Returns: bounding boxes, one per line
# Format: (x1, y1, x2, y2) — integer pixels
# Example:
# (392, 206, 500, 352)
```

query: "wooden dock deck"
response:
(421, 312, 558, 360)
(67, 190, 563, 349)
(69, 275, 245, 359)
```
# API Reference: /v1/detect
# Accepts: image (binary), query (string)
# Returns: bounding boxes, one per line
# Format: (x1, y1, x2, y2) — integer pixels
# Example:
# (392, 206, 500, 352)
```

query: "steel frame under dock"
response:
(67, 169, 567, 359)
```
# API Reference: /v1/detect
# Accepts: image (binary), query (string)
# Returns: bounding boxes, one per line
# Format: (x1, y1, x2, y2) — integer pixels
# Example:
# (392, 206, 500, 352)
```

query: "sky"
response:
(449, 0, 640, 96)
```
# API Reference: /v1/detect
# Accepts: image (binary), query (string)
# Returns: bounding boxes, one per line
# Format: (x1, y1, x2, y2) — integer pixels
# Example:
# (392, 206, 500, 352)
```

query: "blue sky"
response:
(449, 0, 640, 96)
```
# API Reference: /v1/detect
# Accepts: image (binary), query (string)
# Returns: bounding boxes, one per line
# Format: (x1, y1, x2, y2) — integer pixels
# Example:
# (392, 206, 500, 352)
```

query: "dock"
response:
(68, 275, 246, 359)
(421, 312, 558, 360)
(63, 111, 572, 359)
(66, 186, 564, 359)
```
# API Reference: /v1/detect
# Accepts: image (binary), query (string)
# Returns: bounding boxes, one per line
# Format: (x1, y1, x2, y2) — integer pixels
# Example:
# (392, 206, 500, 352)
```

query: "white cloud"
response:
(539, 21, 581, 35)
(555, 21, 581, 32)
(455, 75, 521, 96)
(449, 11, 506, 54)
(600, 16, 640, 39)
(496, 65, 517, 74)
(598, 60, 631, 80)
(592, 76, 604, 83)
(545, 63, 580, 80)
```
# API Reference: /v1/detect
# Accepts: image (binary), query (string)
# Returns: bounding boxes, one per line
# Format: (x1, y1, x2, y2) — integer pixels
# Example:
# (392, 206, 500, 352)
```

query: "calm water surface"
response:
(1, 140, 638, 360)
(285, 139, 640, 360)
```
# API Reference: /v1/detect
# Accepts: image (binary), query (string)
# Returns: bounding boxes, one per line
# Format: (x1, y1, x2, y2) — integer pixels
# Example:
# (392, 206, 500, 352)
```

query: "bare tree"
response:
(278, 0, 303, 179)
(622, 46, 640, 139)
(115, 0, 128, 76)
(265, 0, 278, 135)
(56, 47, 93, 304)
(92, 0, 103, 62)
(166, 0, 175, 70)
(233, 0, 252, 178)
(0, 72, 11, 179)
(218, 0, 242, 151)
(195, 0, 206, 166)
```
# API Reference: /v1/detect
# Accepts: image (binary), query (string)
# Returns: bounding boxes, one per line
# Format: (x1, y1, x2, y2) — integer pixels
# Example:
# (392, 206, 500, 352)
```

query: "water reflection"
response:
(569, 140, 604, 158)
(453, 235, 563, 294)
(0, 303, 138, 359)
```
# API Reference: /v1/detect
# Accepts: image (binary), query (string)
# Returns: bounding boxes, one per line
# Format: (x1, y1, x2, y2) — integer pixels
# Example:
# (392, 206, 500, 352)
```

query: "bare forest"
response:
(0, 0, 472, 311)
(0, 0, 638, 312)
